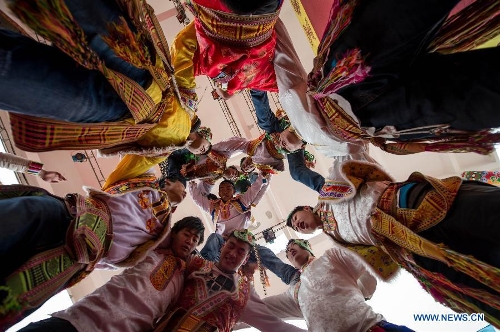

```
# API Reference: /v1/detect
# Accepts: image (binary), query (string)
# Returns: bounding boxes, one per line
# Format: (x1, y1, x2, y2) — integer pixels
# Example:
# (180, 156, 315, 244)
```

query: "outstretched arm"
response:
(263, 291, 303, 320)
(250, 89, 281, 134)
(188, 180, 215, 214)
(239, 287, 306, 332)
(239, 173, 271, 208)
(287, 150, 325, 193)
(0, 152, 66, 183)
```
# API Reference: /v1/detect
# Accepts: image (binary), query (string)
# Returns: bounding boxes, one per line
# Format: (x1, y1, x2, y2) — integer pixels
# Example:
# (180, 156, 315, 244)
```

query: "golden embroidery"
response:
(150, 254, 180, 291)
(138, 190, 151, 209)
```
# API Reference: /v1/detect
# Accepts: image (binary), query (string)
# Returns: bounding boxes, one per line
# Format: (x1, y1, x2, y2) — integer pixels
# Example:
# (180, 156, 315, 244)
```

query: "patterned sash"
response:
(372, 174, 500, 326)
(1, 190, 112, 329)
(9, 113, 156, 152)
(247, 133, 285, 162)
(185, 0, 280, 48)
(103, 174, 160, 195)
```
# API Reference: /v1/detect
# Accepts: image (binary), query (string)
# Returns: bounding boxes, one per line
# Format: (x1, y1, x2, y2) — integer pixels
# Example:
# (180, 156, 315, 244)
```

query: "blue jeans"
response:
(200, 233, 298, 285)
(0, 195, 72, 279)
(376, 320, 414, 332)
(250, 90, 324, 192)
(287, 149, 325, 193)
(19, 317, 77, 332)
(0, 0, 150, 122)
(250, 89, 281, 133)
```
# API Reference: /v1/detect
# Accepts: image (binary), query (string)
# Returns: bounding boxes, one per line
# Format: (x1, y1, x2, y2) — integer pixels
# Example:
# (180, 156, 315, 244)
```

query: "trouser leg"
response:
(287, 149, 325, 192)
(326, 0, 460, 74)
(199, 233, 225, 262)
(356, 47, 500, 132)
(249, 244, 299, 285)
(0, 195, 72, 279)
(327, 0, 460, 118)
(63, 0, 150, 84)
(250, 89, 281, 133)
(419, 181, 500, 268)
(0, 29, 130, 122)
(18, 317, 78, 332)
(413, 181, 500, 317)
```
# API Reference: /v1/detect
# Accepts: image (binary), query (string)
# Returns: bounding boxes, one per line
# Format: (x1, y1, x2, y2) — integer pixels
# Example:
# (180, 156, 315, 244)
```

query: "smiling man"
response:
(190, 177, 269, 242)
(15, 217, 205, 332)
(0, 173, 188, 330)
(285, 157, 500, 327)
(263, 239, 413, 332)
(154, 229, 305, 332)
(190, 176, 298, 285)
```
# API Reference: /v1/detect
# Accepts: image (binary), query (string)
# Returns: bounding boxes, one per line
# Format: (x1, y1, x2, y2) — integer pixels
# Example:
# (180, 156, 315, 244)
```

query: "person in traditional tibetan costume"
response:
(190, 177, 298, 285)
(1, 0, 211, 163)
(250, 89, 330, 192)
(285, 157, 500, 327)
(263, 239, 413, 332)
(0, 173, 186, 329)
(159, 143, 240, 188)
(180, 158, 240, 184)
(209, 131, 305, 177)
(153, 229, 305, 332)
(170, 0, 282, 106)
(14, 217, 205, 332)
(273, 0, 500, 156)
(0, 152, 66, 183)
(101, 126, 212, 190)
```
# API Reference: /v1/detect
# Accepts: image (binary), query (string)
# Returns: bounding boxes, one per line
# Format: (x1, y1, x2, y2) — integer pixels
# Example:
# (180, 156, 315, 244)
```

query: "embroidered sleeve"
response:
(0, 152, 36, 174)
(239, 173, 270, 208)
(102, 155, 166, 190)
(262, 290, 303, 319)
(318, 180, 354, 200)
(189, 180, 213, 213)
(240, 287, 305, 332)
(26, 161, 43, 175)
(171, 22, 198, 110)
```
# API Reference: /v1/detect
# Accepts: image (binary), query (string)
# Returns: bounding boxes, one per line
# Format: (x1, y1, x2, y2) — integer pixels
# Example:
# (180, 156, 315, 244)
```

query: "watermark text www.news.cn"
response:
(413, 313, 484, 322)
